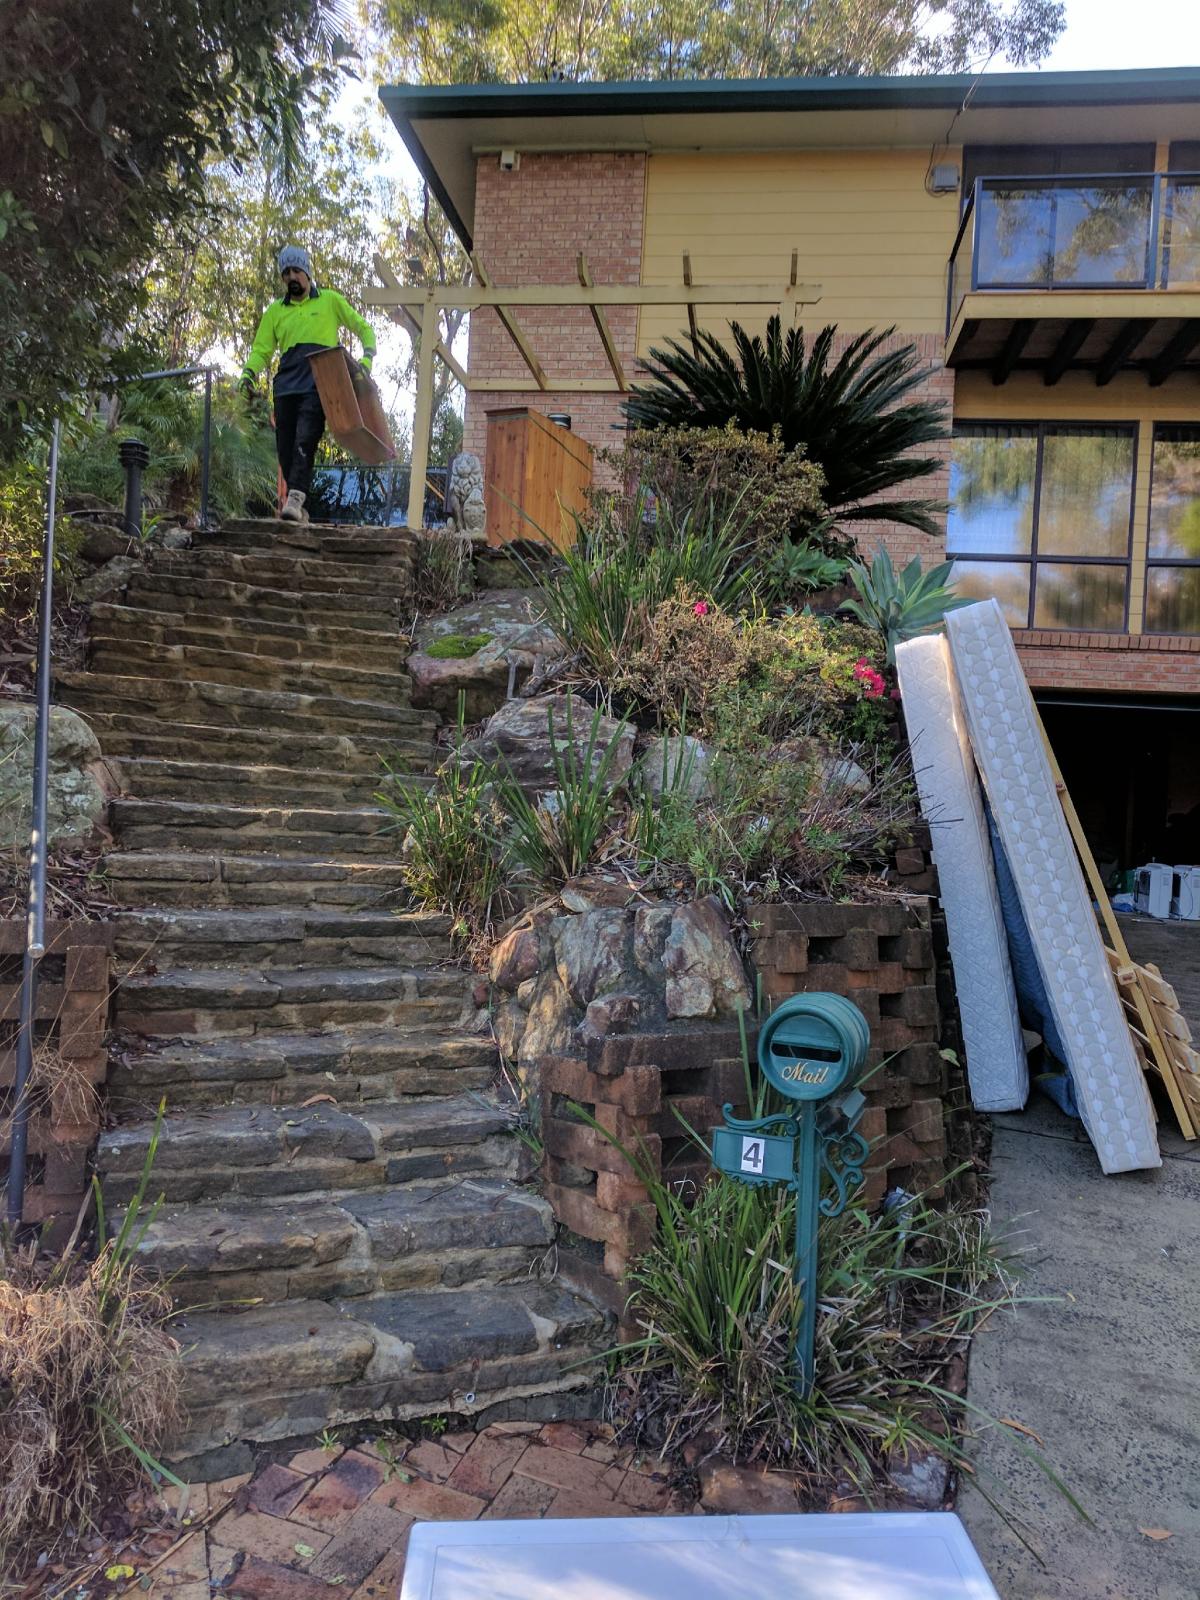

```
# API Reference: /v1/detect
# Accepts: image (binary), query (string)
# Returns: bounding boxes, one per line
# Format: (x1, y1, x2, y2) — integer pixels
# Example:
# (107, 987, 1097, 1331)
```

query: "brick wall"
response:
(0, 920, 112, 1240)
(465, 152, 646, 477)
(1015, 630, 1200, 694)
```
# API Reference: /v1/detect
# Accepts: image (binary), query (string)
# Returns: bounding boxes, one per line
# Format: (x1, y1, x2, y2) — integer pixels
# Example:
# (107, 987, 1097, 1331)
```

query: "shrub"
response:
(631, 738, 912, 906)
(533, 489, 756, 686)
(493, 698, 628, 887)
(841, 545, 973, 664)
(377, 737, 505, 937)
(0, 455, 81, 608)
(410, 525, 473, 614)
(614, 1166, 1022, 1491)
(0, 1111, 181, 1566)
(625, 317, 948, 536)
(612, 423, 832, 551)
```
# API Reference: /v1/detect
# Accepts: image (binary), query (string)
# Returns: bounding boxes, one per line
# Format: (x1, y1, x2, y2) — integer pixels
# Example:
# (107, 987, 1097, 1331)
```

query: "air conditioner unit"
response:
(1172, 865, 1200, 921)
(1134, 861, 1174, 919)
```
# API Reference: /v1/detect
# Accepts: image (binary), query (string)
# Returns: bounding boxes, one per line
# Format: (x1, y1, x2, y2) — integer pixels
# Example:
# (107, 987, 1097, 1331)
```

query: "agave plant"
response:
(842, 545, 973, 664)
(624, 317, 948, 535)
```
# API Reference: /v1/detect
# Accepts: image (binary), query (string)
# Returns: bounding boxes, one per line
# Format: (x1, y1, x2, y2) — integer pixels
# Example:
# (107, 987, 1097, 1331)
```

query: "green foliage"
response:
(0, 455, 80, 606)
(371, 0, 1065, 84)
(625, 318, 949, 536)
(0, 0, 353, 461)
(533, 490, 756, 685)
(425, 632, 491, 659)
(493, 699, 626, 887)
(757, 539, 848, 606)
(842, 545, 973, 665)
(59, 380, 277, 523)
(613, 424, 830, 552)
(376, 733, 505, 937)
(631, 739, 912, 906)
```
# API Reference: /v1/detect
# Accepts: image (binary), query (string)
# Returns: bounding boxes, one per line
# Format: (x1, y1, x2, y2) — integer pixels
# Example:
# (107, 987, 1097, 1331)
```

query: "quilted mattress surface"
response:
(945, 601, 1159, 1172)
(896, 635, 1027, 1112)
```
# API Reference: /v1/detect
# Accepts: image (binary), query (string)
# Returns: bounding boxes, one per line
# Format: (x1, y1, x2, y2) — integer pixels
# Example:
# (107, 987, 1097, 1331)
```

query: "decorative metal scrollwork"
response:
(817, 1129, 869, 1218)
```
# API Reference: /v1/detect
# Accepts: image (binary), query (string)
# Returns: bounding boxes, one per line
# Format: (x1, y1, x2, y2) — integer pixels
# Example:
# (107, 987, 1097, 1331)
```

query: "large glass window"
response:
(948, 423, 1136, 631)
(1147, 425, 1200, 633)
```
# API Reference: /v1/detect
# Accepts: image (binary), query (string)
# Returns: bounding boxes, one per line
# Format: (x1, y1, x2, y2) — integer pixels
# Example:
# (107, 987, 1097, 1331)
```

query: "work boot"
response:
(280, 489, 308, 523)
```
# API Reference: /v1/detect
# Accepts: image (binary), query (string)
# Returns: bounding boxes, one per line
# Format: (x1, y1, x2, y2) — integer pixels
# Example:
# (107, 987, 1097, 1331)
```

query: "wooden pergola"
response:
(364, 252, 820, 533)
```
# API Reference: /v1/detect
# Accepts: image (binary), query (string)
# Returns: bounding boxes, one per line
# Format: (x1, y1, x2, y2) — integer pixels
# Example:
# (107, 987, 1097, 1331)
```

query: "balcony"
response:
(946, 173, 1200, 383)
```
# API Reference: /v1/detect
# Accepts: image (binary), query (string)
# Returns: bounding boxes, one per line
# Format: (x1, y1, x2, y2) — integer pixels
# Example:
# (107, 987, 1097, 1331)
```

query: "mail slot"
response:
(757, 992, 870, 1102)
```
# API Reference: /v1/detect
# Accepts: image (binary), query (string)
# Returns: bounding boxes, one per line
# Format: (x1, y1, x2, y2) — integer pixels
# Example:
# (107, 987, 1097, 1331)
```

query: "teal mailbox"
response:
(711, 993, 872, 1395)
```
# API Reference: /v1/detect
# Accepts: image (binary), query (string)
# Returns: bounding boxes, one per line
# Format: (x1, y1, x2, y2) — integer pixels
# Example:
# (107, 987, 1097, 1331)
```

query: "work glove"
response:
(357, 354, 374, 378)
(238, 371, 257, 400)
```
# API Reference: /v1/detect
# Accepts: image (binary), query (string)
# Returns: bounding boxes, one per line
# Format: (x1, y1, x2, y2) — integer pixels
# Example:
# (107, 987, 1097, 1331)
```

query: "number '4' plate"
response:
(711, 1127, 797, 1185)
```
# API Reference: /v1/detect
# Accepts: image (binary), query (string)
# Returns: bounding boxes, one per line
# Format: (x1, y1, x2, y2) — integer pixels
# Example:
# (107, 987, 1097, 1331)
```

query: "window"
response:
(948, 423, 1136, 631)
(1147, 426, 1200, 634)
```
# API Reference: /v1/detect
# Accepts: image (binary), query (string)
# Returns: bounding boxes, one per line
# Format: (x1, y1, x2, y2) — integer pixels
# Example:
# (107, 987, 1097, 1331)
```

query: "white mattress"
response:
(945, 601, 1159, 1173)
(896, 635, 1028, 1112)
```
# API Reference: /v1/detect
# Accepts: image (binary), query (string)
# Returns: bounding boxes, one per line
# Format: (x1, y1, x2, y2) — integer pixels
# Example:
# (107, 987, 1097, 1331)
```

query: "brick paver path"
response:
(155, 1422, 687, 1597)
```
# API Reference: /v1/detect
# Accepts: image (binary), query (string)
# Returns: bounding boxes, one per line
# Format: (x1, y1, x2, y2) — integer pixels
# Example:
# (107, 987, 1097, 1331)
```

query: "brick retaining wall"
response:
(0, 920, 112, 1238)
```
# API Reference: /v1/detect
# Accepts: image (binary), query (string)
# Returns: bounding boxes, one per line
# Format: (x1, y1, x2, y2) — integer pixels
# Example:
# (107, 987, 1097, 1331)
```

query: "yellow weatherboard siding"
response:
(638, 149, 960, 354)
(955, 370, 1200, 635)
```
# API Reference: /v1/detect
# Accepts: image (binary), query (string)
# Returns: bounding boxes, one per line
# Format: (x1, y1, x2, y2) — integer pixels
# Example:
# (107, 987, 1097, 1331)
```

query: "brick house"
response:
(381, 69, 1200, 870)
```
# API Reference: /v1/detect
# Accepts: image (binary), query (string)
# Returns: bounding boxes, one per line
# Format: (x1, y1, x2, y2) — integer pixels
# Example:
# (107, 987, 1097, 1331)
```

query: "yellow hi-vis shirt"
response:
(242, 287, 377, 397)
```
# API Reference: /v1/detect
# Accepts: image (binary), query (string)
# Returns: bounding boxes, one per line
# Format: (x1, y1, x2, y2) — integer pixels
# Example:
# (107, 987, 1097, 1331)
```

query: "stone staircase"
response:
(57, 518, 604, 1473)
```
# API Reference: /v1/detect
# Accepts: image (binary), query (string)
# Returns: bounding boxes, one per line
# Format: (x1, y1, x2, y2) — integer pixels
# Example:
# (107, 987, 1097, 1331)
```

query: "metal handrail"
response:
(5, 420, 59, 1227)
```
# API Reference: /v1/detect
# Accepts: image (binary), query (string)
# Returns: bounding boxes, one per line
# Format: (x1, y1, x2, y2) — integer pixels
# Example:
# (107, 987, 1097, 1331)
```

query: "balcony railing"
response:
(947, 172, 1200, 333)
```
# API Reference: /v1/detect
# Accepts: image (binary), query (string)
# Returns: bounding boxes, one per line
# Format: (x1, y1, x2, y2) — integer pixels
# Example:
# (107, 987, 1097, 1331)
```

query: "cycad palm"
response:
(624, 317, 948, 535)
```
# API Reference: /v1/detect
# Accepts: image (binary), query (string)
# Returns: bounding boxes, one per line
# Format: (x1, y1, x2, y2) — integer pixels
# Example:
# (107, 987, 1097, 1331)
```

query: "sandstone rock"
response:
(76, 553, 142, 602)
(494, 998, 527, 1063)
(458, 695, 633, 797)
(823, 754, 870, 795)
(633, 905, 674, 984)
(887, 1446, 950, 1509)
(0, 703, 119, 848)
(489, 925, 545, 991)
(553, 909, 628, 1007)
(407, 642, 511, 723)
(515, 977, 538, 1008)
(635, 734, 712, 800)
(578, 992, 641, 1042)
(698, 1460, 801, 1515)
(518, 971, 577, 1064)
(662, 897, 752, 1020)
(79, 522, 135, 565)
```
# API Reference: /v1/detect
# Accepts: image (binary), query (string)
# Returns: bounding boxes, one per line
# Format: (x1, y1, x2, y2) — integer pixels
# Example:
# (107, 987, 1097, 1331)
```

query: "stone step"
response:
(87, 636, 413, 700)
(57, 672, 435, 738)
(103, 850, 411, 909)
(89, 601, 403, 668)
(116, 756, 431, 808)
(126, 1178, 553, 1307)
(114, 962, 467, 1038)
(171, 1282, 605, 1469)
(109, 796, 402, 858)
(78, 715, 434, 774)
(149, 548, 412, 599)
(124, 574, 403, 631)
(112, 905, 454, 968)
(98, 1094, 517, 1203)
(108, 1025, 497, 1108)
(210, 520, 409, 562)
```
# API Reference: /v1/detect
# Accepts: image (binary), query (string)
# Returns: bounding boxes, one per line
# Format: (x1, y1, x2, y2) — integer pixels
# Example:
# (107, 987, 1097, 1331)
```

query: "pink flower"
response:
(692, 601, 710, 617)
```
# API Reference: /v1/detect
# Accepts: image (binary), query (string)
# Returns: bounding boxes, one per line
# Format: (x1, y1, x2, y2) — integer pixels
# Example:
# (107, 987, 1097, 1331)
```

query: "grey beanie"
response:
(278, 244, 314, 278)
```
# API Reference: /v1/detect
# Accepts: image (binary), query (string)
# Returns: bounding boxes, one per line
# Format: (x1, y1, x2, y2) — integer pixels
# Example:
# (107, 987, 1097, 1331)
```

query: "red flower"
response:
(692, 601, 710, 617)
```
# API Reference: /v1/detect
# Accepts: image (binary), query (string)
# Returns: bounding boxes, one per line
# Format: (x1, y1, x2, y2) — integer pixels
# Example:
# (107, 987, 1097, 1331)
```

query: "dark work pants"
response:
(274, 390, 326, 497)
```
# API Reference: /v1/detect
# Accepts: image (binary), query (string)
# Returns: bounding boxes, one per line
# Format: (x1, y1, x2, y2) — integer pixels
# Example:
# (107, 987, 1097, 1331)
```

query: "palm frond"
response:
(625, 316, 949, 534)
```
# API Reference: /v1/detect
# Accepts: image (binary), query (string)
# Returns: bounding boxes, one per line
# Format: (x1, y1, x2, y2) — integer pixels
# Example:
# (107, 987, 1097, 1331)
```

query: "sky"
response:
(349, 0, 1200, 427)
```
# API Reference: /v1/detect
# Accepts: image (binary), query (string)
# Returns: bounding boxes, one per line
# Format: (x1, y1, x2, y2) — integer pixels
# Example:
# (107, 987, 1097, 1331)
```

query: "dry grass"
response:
(0, 1042, 99, 1143)
(0, 1242, 181, 1568)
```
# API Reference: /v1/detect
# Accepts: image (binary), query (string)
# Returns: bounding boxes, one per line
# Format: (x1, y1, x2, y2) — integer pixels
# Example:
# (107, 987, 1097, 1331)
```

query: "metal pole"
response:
(6, 419, 59, 1227)
(199, 368, 212, 530)
(792, 1104, 819, 1397)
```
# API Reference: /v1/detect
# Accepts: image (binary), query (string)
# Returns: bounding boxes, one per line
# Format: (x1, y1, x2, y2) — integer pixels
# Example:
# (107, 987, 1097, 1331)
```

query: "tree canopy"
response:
(370, 0, 1066, 85)
(0, 0, 353, 461)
